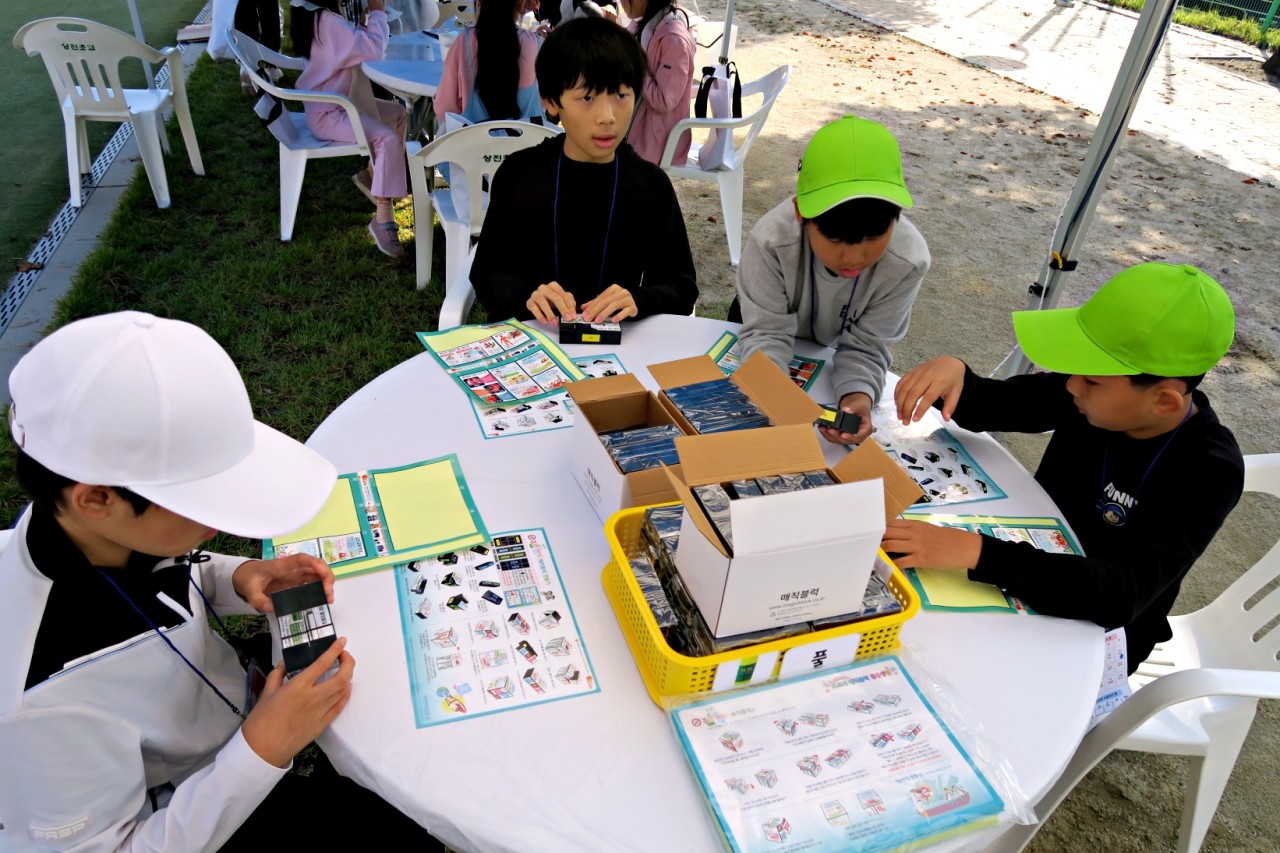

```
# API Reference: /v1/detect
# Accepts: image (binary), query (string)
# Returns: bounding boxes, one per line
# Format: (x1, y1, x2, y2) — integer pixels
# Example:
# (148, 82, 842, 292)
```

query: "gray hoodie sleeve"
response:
(735, 201, 804, 376)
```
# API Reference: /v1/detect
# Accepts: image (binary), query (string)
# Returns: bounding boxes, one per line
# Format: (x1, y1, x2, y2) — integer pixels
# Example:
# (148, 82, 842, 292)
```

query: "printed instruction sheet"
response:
(468, 354, 628, 439)
(706, 331, 826, 391)
(393, 528, 600, 727)
(869, 402, 1006, 506)
(419, 320, 586, 405)
(671, 657, 1004, 853)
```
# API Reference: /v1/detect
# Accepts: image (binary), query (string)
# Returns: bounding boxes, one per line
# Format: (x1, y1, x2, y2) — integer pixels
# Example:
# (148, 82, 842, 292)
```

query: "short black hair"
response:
(535, 17, 648, 108)
(15, 449, 152, 518)
(1128, 373, 1205, 393)
(808, 198, 902, 245)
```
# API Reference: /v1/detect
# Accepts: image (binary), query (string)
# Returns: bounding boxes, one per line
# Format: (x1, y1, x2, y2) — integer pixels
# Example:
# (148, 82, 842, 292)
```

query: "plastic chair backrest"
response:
(414, 120, 560, 232)
(14, 17, 165, 119)
(659, 64, 790, 172)
(692, 20, 738, 75)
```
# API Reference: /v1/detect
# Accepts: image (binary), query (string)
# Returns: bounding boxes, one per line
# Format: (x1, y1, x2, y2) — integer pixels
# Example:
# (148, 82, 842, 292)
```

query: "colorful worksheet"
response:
(419, 320, 586, 405)
(394, 528, 600, 728)
(899, 514, 1083, 613)
(671, 656, 1005, 853)
(264, 456, 489, 579)
(869, 402, 1006, 506)
(468, 354, 628, 439)
(706, 332, 826, 391)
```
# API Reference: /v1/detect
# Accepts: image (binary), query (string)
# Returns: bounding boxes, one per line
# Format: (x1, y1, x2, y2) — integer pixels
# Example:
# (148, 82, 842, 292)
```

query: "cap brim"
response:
(1012, 308, 1136, 375)
(796, 180, 913, 219)
(132, 421, 337, 540)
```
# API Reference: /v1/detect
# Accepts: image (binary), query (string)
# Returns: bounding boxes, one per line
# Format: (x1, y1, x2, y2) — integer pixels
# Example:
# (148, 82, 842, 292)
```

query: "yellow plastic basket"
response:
(602, 504, 919, 707)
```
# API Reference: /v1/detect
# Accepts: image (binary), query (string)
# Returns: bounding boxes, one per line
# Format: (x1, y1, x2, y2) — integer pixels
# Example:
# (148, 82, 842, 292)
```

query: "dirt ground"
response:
(672, 1, 1280, 849)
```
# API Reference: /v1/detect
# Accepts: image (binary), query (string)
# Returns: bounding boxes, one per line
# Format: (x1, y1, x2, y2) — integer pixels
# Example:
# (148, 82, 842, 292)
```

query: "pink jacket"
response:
(295, 9, 390, 116)
(627, 11, 695, 165)
(434, 27, 542, 118)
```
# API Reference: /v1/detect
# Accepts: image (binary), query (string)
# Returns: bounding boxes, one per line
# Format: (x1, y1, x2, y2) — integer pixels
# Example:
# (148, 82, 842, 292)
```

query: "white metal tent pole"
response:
(126, 0, 156, 86)
(997, 0, 1178, 378)
(720, 0, 735, 64)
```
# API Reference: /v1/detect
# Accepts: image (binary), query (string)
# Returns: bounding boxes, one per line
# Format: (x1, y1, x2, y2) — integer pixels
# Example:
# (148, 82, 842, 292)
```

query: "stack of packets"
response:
(599, 424, 683, 473)
(692, 471, 836, 552)
(663, 378, 770, 434)
(631, 504, 901, 658)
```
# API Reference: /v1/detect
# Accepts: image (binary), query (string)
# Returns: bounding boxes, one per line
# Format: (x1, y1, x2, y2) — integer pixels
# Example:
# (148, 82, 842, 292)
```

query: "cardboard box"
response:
(566, 373, 690, 523)
(649, 352, 822, 434)
(663, 424, 923, 637)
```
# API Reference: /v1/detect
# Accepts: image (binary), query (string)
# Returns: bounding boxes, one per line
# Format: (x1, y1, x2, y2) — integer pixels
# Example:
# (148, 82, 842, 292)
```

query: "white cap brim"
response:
(131, 421, 337, 540)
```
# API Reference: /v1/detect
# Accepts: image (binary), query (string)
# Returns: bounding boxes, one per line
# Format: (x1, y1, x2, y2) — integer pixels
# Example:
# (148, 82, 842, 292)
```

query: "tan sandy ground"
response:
(671, 1, 1280, 848)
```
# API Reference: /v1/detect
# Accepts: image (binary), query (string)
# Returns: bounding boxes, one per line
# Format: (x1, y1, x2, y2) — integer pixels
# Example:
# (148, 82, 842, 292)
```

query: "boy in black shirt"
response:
(885, 263, 1244, 672)
(471, 16, 698, 325)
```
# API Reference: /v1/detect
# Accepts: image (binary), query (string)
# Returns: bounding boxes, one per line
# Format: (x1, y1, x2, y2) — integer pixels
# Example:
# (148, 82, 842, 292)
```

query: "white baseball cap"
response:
(8, 311, 337, 539)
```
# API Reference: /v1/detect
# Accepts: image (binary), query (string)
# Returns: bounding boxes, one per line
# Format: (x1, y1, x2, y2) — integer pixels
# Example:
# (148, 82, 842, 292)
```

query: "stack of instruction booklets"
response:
(671, 656, 1006, 852)
(264, 455, 489, 579)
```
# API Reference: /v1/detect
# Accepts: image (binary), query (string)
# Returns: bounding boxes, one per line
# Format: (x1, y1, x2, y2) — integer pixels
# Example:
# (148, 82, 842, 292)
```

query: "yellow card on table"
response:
(912, 568, 1015, 610)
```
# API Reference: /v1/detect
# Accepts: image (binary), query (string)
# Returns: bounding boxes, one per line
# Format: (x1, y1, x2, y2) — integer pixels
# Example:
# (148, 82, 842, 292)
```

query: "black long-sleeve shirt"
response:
(471, 136, 698, 321)
(950, 368, 1244, 672)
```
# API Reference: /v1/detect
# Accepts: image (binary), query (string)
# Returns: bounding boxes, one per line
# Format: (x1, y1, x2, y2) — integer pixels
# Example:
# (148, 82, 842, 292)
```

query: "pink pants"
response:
(308, 99, 408, 199)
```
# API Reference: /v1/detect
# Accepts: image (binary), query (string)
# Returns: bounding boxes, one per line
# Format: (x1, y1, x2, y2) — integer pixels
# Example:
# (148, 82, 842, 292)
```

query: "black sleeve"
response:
(471, 158, 539, 322)
(969, 452, 1243, 630)
(628, 173, 698, 319)
(947, 367, 1080, 434)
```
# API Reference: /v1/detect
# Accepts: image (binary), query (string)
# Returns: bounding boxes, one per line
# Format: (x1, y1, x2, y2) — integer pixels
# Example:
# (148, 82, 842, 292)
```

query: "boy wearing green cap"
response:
(885, 262, 1244, 673)
(735, 115, 930, 445)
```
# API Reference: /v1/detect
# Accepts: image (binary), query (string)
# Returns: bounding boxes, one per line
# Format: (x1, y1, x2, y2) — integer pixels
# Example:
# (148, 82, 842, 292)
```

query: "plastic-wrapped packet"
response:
(629, 552, 678, 636)
(810, 575, 903, 629)
(693, 484, 734, 551)
(601, 424, 683, 473)
(727, 479, 764, 499)
(802, 469, 835, 488)
(756, 472, 808, 495)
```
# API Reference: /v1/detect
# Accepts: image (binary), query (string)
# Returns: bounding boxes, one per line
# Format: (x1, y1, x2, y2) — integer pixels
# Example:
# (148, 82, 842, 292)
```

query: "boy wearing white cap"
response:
(885, 263, 1244, 673)
(735, 115, 931, 445)
(0, 313, 437, 850)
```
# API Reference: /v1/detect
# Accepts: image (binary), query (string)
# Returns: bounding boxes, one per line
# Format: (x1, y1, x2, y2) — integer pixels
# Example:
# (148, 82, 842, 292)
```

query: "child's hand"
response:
(232, 554, 335, 614)
(894, 355, 966, 424)
(580, 285, 637, 323)
(881, 520, 982, 570)
(241, 638, 355, 768)
(528, 282, 577, 325)
(817, 392, 872, 446)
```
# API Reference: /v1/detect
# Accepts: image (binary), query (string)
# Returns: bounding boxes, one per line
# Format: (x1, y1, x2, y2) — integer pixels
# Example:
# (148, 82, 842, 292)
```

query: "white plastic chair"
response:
(14, 17, 205, 210)
(226, 28, 372, 242)
(407, 120, 559, 328)
(658, 65, 790, 267)
(993, 452, 1280, 853)
(688, 19, 738, 96)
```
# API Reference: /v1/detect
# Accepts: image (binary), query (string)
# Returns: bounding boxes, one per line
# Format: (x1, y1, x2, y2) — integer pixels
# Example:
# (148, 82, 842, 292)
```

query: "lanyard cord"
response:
(92, 551, 244, 719)
(1097, 401, 1195, 525)
(808, 251, 860, 344)
(553, 149, 621, 298)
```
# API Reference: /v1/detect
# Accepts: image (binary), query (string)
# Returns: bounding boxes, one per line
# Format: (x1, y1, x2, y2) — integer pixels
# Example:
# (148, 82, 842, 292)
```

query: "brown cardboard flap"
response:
(832, 440, 926, 522)
(629, 465, 681, 507)
(647, 355, 725, 391)
(566, 372, 645, 405)
(732, 351, 823, 426)
(662, 464, 730, 557)
(674, 424, 827, 485)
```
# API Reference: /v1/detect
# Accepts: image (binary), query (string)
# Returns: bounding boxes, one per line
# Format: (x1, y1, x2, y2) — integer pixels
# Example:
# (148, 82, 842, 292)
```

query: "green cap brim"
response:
(1012, 307, 1138, 375)
(796, 180, 913, 219)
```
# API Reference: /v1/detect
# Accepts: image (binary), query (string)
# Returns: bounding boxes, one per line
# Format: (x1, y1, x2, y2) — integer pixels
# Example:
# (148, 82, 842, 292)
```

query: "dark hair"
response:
(808, 198, 902, 245)
(474, 0, 522, 119)
(289, 0, 343, 60)
(1128, 373, 1205, 393)
(15, 449, 152, 518)
(535, 17, 647, 107)
(632, 0, 688, 44)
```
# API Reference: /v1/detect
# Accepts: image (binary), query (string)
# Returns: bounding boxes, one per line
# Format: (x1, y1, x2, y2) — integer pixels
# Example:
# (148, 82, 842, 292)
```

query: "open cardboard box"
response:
(566, 373, 691, 523)
(649, 351, 822, 433)
(663, 424, 923, 637)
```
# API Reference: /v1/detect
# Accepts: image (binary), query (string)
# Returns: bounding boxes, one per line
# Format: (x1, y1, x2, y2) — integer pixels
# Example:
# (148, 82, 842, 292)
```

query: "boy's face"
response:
(801, 219, 895, 280)
(543, 83, 636, 165)
(67, 485, 216, 560)
(1065, 374, 1185, 435)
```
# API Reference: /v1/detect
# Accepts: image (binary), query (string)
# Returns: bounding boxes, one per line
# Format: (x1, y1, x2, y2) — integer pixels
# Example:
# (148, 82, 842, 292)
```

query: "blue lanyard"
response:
(1096, 402, 1195, 527)
(93, 551, 244, 718)
(808, 251, 860, 344)
(553, 149, 620, 298)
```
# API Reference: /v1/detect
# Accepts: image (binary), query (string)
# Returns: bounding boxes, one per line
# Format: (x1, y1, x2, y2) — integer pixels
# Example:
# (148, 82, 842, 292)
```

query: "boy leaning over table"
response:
(883, 263, 1244, 674)
(0, 312, 441, 851)
(734, 115, 932, 447)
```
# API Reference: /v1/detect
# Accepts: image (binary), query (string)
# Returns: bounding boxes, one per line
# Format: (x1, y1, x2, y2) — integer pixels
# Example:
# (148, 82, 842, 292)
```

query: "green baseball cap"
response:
(795, 116, 913, 218)
(1012, 263, 1235, 376)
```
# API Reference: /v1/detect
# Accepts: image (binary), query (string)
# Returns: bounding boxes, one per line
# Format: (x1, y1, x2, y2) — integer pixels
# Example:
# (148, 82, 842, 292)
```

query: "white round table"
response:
(362, 31, 446, 102)
(307, 314, 1102, 851)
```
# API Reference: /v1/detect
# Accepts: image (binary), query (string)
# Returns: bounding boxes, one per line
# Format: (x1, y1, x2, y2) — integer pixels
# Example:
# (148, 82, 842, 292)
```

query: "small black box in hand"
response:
(271, 580, 338, 680)
(559, 314, 622, 345)
(815, 405, 862, 435)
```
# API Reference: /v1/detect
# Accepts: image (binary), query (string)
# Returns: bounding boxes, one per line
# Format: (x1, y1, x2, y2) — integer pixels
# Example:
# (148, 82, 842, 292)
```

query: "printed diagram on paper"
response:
(394, 528, 599, 727)
(469, 354, 628, 440)
(869, 402, 1006, 506)
(418, 320, 586, 405)
(671, 658, 1003, 853)
(899, 515, 1082, 614)
(706, 332, 825, 391)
